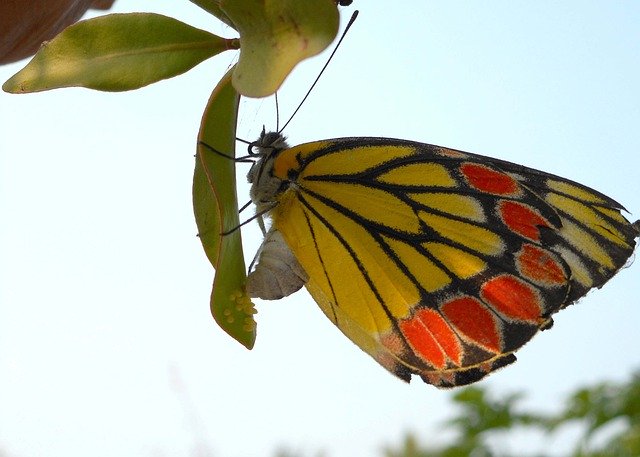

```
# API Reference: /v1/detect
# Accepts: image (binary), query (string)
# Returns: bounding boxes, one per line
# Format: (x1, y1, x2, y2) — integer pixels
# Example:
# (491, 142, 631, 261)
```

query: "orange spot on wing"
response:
(422, 370, 456, 387)
(517, 244, 567, 286)
(380, 331, 405, 355)
(461, 163, 519, 195)
(399, 309, 461, 368)
(377, 333, 410, 380)
(481, 275, 542, 323)
(441, 296, 501, 353)
(438, 148, 468, 159)
(499, 201, 549, 241)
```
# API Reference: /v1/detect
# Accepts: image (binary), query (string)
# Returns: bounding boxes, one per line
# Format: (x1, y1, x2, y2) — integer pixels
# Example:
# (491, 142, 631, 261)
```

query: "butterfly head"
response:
(247, 128, 289, 159)
(247, 129, 290, 209)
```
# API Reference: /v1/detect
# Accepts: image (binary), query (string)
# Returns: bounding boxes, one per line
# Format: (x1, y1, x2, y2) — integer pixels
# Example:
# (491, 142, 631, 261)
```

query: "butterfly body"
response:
(245, 227, 308, 300)
(246, 132, 639, 388)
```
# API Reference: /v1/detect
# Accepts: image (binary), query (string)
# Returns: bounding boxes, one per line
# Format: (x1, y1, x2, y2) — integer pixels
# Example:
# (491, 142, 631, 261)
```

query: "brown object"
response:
(0, 0, 116, 64)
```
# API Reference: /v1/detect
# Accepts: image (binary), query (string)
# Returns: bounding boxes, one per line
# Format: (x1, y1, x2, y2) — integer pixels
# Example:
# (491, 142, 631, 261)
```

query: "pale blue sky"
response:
(1, 2, 639, 457)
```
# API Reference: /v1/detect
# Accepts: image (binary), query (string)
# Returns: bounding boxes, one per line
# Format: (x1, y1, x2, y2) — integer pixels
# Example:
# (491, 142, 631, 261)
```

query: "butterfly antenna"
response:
(279, 10, 359, 133)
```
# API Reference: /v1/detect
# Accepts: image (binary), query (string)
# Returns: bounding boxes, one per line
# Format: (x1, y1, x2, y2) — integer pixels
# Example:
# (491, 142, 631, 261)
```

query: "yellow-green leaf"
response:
(3, 13, 238, 93)
(189, 0, 236, 29)
(221, 0, 340, 97)
(194, 68, 256, 349)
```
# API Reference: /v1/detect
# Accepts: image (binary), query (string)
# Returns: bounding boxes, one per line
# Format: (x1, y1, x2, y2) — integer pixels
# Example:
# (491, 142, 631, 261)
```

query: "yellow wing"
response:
(267, 137, 638, 388)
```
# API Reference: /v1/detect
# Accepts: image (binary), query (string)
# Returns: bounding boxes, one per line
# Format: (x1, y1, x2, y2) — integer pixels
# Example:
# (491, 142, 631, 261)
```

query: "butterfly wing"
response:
(269, 138, 638, 388)
(464, 152, 639, 300)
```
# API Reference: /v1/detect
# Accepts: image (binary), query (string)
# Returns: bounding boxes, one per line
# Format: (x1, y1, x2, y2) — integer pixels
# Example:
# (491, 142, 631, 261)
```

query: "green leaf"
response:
(189, 0, 236, 29)
(221, 0, 340, 97)
(2, 13, 238, 93)
(193, 67, 256, 349)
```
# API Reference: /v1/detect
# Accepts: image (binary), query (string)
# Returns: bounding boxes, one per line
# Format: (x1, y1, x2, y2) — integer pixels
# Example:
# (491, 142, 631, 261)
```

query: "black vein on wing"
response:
(297, 192, 423, 369)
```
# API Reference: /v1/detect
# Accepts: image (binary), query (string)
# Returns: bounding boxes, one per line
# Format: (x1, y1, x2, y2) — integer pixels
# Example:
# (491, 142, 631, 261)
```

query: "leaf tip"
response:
(214, 287, 257, 350)
(2, 74, 23, 93)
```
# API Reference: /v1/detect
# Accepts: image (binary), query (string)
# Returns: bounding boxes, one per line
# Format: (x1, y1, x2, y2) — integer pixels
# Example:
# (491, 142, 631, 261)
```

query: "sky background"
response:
(1, 1, 639, 456)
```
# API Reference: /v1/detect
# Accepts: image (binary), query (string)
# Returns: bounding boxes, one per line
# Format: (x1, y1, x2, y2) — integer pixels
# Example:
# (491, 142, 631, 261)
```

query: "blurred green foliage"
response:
(264, 370, 640, 457)
(268, 371, 640, 457)
(383, 371, 640, 457)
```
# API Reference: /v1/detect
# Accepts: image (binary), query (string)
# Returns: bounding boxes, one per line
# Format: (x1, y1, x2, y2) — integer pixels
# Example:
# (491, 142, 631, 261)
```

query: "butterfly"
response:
(242, 131, 639, 388)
